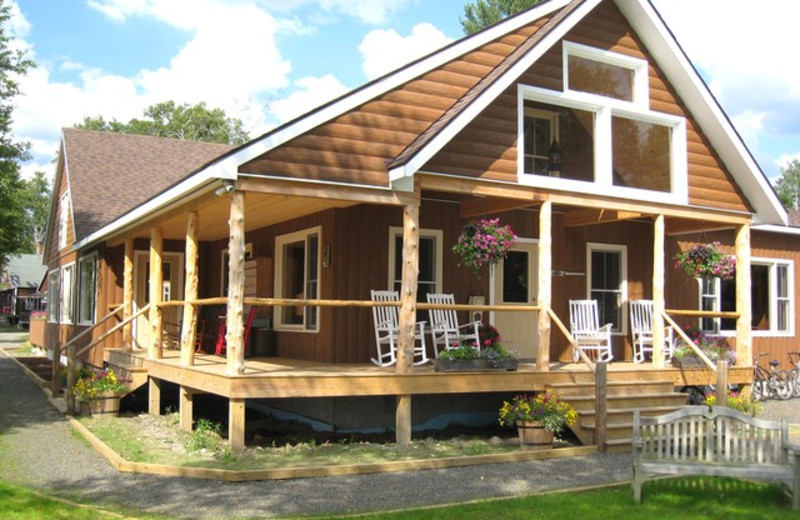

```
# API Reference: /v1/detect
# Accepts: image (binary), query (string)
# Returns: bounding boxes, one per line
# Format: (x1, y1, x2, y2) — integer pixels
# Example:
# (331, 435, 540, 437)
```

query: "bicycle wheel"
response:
(751, 379, 766, 402)
(791, 369, 800, 398)
(769, 371, 793, 400)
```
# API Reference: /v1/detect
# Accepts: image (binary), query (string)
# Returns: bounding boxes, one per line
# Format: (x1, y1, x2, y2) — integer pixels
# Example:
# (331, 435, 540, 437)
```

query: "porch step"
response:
(564, 392, 689, 412)
(549, 379, 675, 397)
(104, 348, 148, 391)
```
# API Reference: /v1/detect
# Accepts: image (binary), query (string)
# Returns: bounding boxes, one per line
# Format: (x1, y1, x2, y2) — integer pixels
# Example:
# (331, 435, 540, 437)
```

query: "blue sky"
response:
(9, 0, 800, 184)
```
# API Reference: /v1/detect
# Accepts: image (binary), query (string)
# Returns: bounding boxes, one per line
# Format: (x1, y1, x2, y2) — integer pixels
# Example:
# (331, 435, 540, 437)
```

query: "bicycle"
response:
(752, 353, 792, 401)
(788, 351, 800, 398)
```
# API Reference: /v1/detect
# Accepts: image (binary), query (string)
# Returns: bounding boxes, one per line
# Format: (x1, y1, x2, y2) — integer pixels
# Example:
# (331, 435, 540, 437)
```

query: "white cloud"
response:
(359, 22, 453, 80)
(270, 74, 349, 124)
(319, 0, 415, 25)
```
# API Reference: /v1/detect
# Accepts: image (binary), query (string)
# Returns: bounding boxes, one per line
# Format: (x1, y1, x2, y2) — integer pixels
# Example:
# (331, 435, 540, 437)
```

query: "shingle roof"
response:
(5, 254, 45, 288)
(62, 128, 233, 242)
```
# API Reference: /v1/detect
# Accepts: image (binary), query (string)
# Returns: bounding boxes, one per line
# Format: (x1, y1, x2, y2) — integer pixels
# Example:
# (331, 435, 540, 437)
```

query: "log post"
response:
(65, 343, 76, 415)
(716, 359, 729, 408)
(595, 361, 607, 452)
(226, 191, 246, 375)
(123, 238, 134, 352)
(735, 224, 751, 367)
(149, 227, 164, 360)
(396, 195, 420, 445)
(651, 215, 666, 368)
(537, 200, 552, 371)
(50, 340, 62, 396)
(180, 211, 199, 366)
(180, 386, 194, 432)
(148, 377, 161, 416)
(229, 397, 246, 451)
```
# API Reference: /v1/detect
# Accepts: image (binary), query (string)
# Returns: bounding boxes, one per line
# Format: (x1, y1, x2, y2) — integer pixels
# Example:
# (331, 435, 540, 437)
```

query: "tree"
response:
(0, 0, 35, 266)
(22, 171, 51, 250)
(76, 101, 250, 145)
(461, 0, 544, 35)
(775, 159, 800, 211)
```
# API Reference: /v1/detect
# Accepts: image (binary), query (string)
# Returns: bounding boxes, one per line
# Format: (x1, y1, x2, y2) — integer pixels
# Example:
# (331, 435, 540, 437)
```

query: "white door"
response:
(133, 252, 184, 350)
(492, 241, 538, 360)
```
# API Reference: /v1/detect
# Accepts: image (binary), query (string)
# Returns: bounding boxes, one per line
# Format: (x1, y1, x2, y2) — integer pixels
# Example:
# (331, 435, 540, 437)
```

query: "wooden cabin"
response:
(42, 0, 794, 450)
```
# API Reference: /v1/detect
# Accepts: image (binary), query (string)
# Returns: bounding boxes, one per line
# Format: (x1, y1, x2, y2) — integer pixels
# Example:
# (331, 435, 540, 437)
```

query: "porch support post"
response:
(148, 227, 164, 360)
(226, 191, 246, 375)
(229, 397, 246, 451)
(123, 238, 134, 352)
(179, 385, 193, 432)
(651, 214, 666, 368)
(148, 377, 161, 416)
(537, 200, 552, 371)
(735, 224, 752, 366)
(180, 211, 199, 366)
(396, 191, 420, 445)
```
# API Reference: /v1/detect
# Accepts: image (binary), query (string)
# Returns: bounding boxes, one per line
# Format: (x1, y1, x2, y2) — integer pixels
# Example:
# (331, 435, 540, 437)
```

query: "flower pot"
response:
(487, 358, 518, 371)
(434, 358, 490, 372)
(88, 392, 122, 419)
(672, 356, 705, 368)
(516, 420, 554, 450)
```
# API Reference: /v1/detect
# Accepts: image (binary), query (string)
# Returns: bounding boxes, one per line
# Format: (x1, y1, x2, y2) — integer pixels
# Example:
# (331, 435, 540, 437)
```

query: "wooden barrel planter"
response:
(88, 392, 122, 419)
(516, 420, 554, 450)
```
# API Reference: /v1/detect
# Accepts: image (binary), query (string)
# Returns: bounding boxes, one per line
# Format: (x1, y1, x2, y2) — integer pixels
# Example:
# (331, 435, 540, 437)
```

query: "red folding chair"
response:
(214, 306, 257, 356)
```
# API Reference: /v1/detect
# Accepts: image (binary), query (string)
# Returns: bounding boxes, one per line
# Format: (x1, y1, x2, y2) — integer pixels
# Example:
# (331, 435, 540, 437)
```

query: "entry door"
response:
(492, 241, 538, 360)
(133, 252, 184, 350)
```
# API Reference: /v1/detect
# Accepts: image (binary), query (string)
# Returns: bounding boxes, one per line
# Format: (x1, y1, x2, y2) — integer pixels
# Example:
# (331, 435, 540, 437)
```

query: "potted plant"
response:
(435, 341, 488, 371)
(72, 369, 129, 418)
(499, 392, 577, 450)
(672, 327, 735, 368)
(452, 218, 517, 277)
(704, 390, 761, 417)
(674, 242, 736, 280)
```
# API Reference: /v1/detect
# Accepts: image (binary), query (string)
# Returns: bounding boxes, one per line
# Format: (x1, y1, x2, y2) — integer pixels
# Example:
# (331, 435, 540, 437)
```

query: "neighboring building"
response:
(41, 0, 796, 448)
(0, 254, 47, 327)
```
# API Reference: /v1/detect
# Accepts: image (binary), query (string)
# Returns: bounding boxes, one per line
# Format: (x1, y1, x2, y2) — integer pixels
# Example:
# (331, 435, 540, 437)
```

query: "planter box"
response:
(434, 358, 518, 372)
(672, 356, 706, 368)
(29, 319, 45, 347)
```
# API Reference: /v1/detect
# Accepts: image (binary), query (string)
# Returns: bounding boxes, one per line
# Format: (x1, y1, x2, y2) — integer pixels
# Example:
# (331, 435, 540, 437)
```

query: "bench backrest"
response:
(634, 406, 788, 465)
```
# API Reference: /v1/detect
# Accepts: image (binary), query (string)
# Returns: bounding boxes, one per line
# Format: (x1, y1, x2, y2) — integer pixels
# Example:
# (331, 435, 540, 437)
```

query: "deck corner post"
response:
(229, 397, 246, 452)
(148, 377, 161, 416)
(65, 343, 77, 415)
(716, 359, 729, 407)
(180, 386, 194, 432)
(537, 200, 552, 371)
(735, 224, 752, 367)
(226, 191, 246, 376)
(651, 214, 666, 368)
(149, 227, 164, 360)
(594, 361, 608, 452)
(180, 210, 199, 366)
(50, 341, 62, 396)
(396, 395, 412, 445)
(123, 238, 134, 352)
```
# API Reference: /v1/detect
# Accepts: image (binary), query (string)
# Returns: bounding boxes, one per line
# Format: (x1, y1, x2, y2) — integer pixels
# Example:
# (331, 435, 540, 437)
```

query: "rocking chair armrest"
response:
(599, 323, 614, 333)
(458, 320, 482, 332)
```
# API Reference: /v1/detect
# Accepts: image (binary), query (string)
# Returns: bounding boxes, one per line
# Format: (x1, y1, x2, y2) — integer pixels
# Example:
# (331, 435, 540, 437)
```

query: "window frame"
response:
(563, 41, 649, 106)
(60, 262, 76, 325)
(47, 268, 60, 323)
(699, 257, 795, 337)
(586, 242, 628, 335)
(517, 44, 687, 205)
(274, 227, 321, 332)
(77, 253, 97, 325)
(387, 226, 443, 298)
(58, 191, 70, 250)
(220, 243, 253, 296)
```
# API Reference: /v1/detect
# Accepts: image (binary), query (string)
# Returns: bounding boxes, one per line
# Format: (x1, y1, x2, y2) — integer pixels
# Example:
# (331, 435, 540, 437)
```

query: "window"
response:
(58, 191, 70, 250)
(699, 259, 794, 336)
(60, 263, 75, 324)
(275, 228, 320, 331)
(388, 227, 443, 315)
(220, 243, 253, 296)
(47, 269, 59, 323)
(587, 243, 627, 333)
(518, 42, 687, 204)
(77, 254, 97, 325)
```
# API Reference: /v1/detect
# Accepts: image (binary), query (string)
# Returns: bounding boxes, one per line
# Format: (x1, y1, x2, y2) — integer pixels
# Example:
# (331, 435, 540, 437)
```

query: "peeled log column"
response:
(180, 211, 199, 366)
(149, 227, 163, 360)
(226, 191, 246, 375)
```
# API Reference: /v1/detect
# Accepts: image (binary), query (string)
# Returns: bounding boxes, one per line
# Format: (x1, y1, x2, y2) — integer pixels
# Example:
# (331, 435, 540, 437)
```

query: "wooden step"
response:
(549, 380, 676, 397)
(112, 364, 148, 391)
(564, 392, 689, 412)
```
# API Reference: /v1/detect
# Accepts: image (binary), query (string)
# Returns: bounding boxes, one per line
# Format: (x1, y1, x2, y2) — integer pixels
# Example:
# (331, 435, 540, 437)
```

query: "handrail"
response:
(58, 303, 124, 356)
(666, 309, 739, 319)
(546, 306, 596, 374)
(662, 311, 717, 372)
(74, 304, 151, 358)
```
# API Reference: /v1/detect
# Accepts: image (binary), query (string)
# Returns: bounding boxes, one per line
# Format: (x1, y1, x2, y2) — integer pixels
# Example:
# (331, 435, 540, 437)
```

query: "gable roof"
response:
(4, 254, 46, 289)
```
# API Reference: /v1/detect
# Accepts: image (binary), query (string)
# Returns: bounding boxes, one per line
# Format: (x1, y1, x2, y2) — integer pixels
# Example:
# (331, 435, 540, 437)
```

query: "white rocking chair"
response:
(629, 299, 674, 363)
(370, 290, 429, 367)
(568, 299, 614, 363)
(426, 293, 482, 357)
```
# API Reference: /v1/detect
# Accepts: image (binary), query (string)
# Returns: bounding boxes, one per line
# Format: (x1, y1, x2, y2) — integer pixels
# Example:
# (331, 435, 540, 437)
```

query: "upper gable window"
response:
(58, 191, 70, 250)
(564, 42, 648, 105)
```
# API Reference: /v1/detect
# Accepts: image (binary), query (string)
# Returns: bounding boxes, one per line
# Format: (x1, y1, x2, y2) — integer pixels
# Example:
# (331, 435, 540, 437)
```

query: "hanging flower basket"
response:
(452, 218, 517, 276)
(673, 242, 735, 280)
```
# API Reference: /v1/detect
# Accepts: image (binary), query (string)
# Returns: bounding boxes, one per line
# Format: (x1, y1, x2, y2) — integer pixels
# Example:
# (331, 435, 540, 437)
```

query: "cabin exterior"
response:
(41, 0, 795, 450)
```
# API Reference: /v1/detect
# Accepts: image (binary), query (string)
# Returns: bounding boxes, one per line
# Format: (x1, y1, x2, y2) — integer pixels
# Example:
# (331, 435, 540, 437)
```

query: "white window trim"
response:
(58, 191, 70, 250)
(563, 41, 649, 107)
(220, 242, 253, 295)
(274, 227, 321, 333)
(586, 242, 628, 335)
(47, 268, 59, 324)
(387, 226, 443, 294)
(517, 83, 687, 207)
(700, 257, 795, 338)
(60, 262, 75, 325)
(77, 253, 97, 325)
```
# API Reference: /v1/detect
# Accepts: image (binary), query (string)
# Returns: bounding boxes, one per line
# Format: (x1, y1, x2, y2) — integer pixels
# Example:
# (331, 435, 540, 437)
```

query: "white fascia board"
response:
(616, 0, 787, 226)
(752, 224, 800, 236)
(72, 168, 221, 251)
(389, 0, 603, 181)
(220, 0, 573, 178)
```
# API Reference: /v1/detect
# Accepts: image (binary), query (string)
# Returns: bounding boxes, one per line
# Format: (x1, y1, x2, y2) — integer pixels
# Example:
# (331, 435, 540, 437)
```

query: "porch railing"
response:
(662, 309, 740, 373)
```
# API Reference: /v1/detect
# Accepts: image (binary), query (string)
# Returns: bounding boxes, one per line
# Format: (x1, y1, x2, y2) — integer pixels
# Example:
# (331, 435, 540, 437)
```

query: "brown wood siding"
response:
(49, 166, 76, 263)
(668, 229, 800, 370)
(238, 18, 550, 186)
(422, 1, 750, 213)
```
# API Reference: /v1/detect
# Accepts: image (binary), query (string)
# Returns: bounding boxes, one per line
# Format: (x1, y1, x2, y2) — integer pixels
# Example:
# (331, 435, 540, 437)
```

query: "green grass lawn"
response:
(0, 477, 793, 520)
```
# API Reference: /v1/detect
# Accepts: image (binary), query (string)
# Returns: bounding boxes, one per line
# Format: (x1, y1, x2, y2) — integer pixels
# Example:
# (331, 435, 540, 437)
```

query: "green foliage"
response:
(461, 0, 544, 35)
(187, 418, 223, 452)
(498, 391, 578, 434)
(704, 390, 762, 416)
(76, 100, 250, 145)
(438, 342, 480, 360)
(21, 171, 51, 248)
(72, 369, 129, 400)
(775, 159, 800, 210)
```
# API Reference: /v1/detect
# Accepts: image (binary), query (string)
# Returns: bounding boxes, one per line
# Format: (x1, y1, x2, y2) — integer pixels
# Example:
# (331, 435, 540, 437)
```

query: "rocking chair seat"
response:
(569, 299, 614, 363)
(370, 290, 429, 367)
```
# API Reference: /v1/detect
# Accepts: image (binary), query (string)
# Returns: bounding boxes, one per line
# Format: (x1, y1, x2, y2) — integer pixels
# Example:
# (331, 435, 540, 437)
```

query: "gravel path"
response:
(3, 330, 797, 520)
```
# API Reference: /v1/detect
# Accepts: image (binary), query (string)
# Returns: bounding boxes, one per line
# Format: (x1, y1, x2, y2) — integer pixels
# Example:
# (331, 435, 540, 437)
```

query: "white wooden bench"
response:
(633, 406, 800, 510)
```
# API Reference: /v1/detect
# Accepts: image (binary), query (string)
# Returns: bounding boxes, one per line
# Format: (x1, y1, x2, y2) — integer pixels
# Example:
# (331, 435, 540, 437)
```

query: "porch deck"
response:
(111, 349, 752, 400)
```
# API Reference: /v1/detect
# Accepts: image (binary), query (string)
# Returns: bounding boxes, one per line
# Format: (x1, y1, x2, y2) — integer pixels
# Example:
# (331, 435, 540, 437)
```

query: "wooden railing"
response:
(546, 306, 596, 374)
(663, 308, 741, 373)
